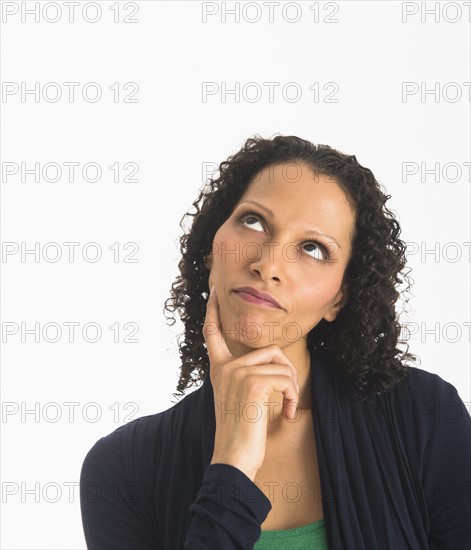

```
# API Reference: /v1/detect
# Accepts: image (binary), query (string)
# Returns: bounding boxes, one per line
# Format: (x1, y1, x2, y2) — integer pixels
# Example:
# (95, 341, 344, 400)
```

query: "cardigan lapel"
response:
(310, 348, 370, 548)
(311, 348, 429, 549)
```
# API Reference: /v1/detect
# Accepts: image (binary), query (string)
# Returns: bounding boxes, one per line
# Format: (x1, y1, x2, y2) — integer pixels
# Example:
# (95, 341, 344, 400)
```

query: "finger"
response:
(203, 285, 234, 370)
(281, 381, 300, 421)
(284, 396, 300, 421)
(266, 375, 299, 421)
(236, 344, 299, 391)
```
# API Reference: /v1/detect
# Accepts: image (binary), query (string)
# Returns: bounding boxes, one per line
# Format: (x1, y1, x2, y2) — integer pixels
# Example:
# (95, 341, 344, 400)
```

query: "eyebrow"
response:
(237, 199, 342, 250)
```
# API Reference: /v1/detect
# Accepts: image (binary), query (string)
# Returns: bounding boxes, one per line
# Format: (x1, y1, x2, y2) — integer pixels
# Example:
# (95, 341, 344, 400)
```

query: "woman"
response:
(80, 134, 470, 549)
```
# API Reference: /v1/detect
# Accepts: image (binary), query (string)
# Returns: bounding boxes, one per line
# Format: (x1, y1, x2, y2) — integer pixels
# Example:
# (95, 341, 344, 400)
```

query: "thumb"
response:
(203, 285, 234, 372)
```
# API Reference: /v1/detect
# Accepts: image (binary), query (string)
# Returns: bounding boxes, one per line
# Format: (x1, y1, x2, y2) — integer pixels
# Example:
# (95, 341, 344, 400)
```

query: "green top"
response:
(253, 518, 328, 549)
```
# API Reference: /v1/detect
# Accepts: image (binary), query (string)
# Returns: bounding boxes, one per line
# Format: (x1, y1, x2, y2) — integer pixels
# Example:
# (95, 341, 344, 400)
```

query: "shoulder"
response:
(80, 384, 203, 482)
(79, 387, 204, 547)
(378, 365, 471, 448)
(390, 365, 468, 413)
(326, 347, 467, 422)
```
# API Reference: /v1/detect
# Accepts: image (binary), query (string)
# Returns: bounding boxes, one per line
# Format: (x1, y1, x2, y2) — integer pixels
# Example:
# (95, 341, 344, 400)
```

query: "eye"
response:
(242, 214, 264, 232)
(235, 208, 266, 233)
(302, 242, 330, 262)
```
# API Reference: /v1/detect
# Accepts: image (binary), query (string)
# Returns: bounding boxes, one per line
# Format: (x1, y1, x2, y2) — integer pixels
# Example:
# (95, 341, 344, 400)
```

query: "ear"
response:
(203, 253, 212, 270)
(323, 283, 349, 323)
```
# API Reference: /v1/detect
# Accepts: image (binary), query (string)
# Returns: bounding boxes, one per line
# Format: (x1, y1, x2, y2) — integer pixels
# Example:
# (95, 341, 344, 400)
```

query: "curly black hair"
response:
(163, 134, 418, 404)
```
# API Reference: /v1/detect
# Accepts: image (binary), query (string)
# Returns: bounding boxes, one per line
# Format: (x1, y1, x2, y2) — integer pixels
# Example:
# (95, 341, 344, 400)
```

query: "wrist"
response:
(210, 458, 258, 483)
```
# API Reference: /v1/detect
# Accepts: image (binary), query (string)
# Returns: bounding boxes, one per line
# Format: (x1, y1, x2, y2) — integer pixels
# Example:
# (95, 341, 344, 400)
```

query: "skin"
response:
(204, 161, 356, 433)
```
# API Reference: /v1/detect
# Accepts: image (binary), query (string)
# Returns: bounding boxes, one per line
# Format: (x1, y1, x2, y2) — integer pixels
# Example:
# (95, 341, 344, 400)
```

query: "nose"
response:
(248, 241, 283, 282)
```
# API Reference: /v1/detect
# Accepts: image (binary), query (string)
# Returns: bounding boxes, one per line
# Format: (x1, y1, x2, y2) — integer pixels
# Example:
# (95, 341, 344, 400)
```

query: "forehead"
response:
(249, 161, 325, 186)
(243, 162, 352, 212)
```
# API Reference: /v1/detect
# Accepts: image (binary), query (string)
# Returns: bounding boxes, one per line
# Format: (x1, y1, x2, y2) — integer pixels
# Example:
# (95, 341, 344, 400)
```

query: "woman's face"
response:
(204, 161, 356, 355)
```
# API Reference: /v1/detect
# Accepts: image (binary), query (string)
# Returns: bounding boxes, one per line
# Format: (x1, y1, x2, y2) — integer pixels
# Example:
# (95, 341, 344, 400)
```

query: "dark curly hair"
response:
(163, 134, 418, 404)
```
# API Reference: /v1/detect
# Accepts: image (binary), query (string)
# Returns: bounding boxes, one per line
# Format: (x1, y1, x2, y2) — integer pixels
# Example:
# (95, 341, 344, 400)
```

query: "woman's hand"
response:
(203, 285, 299, 482)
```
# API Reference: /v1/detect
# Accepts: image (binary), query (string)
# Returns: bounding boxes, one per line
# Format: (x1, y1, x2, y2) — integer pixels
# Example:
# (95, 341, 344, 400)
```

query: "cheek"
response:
(206, 228, 235, 289)
(296, 273, 343, 310)
(212, 224, 245, 266)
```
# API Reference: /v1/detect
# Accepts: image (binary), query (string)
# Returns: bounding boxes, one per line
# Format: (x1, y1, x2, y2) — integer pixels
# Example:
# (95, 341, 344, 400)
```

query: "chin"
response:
(223, 330, 282, 349)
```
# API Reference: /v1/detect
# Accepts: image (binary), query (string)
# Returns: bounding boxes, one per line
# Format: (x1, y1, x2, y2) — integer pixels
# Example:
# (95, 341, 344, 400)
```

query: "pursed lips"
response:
(233, 287, 283, 309)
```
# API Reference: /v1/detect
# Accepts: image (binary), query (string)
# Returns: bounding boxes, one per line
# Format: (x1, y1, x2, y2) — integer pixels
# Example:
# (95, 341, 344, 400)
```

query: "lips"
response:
(233, 286, 283, 309)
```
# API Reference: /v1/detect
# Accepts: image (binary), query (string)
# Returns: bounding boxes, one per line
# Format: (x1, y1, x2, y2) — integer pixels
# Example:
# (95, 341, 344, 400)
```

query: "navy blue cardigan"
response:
(80, 348, 471, 549)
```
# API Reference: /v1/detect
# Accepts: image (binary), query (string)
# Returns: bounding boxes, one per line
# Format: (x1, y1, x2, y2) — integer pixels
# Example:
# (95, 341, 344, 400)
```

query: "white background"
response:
(1, 1, 470, 548)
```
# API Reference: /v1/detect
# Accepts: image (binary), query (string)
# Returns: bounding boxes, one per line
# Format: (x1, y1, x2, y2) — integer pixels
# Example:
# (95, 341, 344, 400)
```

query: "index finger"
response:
(203, 285, 234, 370)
